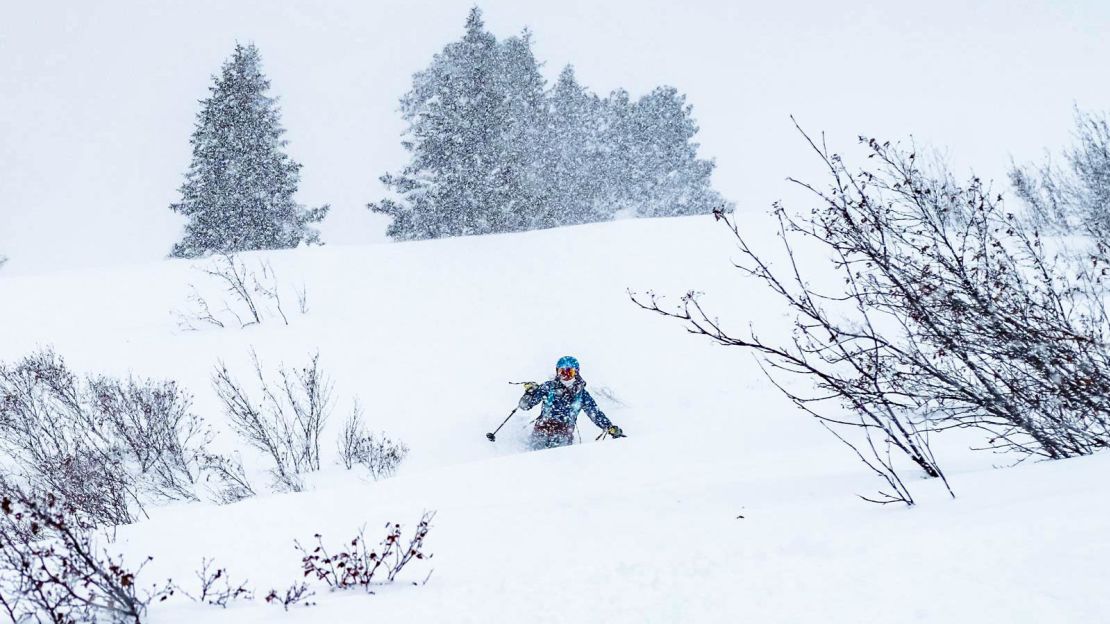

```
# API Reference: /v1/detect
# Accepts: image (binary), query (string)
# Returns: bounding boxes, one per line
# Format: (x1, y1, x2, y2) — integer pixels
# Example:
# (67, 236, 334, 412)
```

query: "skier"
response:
(518, 356, 624, 450)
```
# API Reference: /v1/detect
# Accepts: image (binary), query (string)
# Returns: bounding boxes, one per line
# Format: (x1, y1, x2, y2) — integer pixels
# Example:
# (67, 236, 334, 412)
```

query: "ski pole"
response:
(486, 408, 518, 442)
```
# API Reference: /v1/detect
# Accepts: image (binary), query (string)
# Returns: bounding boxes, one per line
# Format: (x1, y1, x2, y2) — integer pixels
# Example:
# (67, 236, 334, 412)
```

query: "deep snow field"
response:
(0, 215, 1107, 623)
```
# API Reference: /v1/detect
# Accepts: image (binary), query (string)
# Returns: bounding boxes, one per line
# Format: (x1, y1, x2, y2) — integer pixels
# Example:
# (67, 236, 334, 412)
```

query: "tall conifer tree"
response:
(623, 87, 726, 217)
(372, 8, 730, 240)
(543, 65, 609, 226)
(370, 9, 548, 240)
(492, 31, 549, 232)
(170, 44, 326, 258)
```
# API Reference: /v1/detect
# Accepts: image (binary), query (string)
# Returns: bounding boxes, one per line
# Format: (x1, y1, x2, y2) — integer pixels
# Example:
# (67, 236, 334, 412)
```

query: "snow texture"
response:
(2, 2, 1109, 621)
(0, 216, 1106, 622)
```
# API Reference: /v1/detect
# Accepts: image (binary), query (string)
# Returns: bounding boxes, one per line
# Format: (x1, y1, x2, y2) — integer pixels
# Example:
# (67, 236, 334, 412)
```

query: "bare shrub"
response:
(0, 349, 210, 524)
(39, 449, 137, 527)
(1011, 108, 1110, 237)
(176, 253, 306, 330)
(254, 260, 290, 325)
(635, 123, 1110, 504)
(264, 582, 315, 610)
(198, 452, 256, 504)
(0, 351, 133, 524)
(296, 282, 310, 314)
(180, 284, 227, 329)
(201, 252, 263, 327)
(173, 558, 253, 608)
(338, 403, 409, 479)
(90, 377, 205, 503)
(0, 484, 168, 622)
(296, 512, 435, 592)
(213, 351, 333, 493)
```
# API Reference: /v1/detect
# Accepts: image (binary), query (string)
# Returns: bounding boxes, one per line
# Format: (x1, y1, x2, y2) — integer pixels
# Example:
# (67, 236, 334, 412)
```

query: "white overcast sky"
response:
(2, 0, 1109, 273)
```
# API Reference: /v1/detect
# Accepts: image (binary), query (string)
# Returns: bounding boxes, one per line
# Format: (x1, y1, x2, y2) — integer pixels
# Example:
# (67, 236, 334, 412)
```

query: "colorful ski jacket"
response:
(518, 377, 613, 431)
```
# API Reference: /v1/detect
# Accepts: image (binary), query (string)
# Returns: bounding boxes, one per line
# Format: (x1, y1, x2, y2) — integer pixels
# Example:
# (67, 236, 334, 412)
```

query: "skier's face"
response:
(557, 367, 577, 382)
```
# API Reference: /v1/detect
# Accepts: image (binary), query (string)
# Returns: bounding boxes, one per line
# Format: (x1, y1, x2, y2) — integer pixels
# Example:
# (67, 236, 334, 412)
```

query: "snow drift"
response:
(0, 216, 1106, 623)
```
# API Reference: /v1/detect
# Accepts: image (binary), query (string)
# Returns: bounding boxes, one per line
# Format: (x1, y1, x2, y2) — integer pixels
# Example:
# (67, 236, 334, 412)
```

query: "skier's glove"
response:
(523, 381, 539, 394)
(607, 425, 624, 438)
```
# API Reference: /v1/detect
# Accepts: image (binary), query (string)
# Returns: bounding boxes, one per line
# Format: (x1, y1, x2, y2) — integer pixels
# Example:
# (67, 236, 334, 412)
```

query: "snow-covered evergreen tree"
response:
(492, 31, 549, 232)
(542, 65, 610, 226)
(372, 8, 729, 240)
(169, 44, 327, 258)
(371, 9, 548, 240)
(612, 87, 727, 217)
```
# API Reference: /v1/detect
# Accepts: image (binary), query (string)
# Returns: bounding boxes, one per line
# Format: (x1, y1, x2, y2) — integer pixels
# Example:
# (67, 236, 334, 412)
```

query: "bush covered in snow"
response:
(295, 512, 435, 592)
(213, 351, 331, 493)
(175, 252, 307, 331)
(0, 484, 167, 623)
(263, 582, 315, 611)
(1011, 108, 1110, 239)
(0, 349, 209, 525)
(214, 351, 408, 492)
(171, 558, 253, 608)
(338, 403, 409, 480)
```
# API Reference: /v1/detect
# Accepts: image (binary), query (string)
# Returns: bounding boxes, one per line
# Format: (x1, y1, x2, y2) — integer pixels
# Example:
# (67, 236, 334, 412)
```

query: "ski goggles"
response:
(557, 367, 577, 379)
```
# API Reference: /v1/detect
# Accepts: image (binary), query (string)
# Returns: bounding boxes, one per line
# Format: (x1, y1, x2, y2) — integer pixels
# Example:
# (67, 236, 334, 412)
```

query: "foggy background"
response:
(2, 0, 1108, 273)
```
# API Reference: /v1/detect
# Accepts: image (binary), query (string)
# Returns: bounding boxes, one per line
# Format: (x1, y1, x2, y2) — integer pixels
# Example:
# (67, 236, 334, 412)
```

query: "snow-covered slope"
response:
(0, 216, 1106, 623)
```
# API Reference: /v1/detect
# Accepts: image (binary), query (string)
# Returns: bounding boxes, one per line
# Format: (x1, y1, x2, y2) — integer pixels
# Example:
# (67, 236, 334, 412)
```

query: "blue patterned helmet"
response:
(556, 355, 580, 372)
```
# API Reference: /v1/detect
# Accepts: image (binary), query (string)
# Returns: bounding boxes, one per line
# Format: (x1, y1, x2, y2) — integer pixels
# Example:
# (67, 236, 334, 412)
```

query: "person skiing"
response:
(518, 356, 624, 450)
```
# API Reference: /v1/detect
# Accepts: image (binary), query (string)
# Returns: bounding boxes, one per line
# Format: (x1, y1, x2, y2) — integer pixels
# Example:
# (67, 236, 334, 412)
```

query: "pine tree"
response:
(370, 8, 548, 240)
(372, 8, 729, 240)
(169, 44, 326, 258)
(610, 87, 727, 217)
(543, 65, 610, 226)
(491, 31, 549, 232)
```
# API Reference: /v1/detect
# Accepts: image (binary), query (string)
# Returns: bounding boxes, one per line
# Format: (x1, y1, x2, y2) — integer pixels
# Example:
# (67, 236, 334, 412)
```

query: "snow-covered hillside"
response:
(0, 216, 1107, 623)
